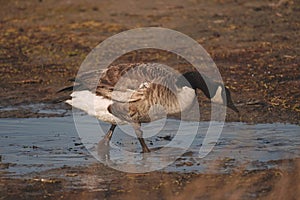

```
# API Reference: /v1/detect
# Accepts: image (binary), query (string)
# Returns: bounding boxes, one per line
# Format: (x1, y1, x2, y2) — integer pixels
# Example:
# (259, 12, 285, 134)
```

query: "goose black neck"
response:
(176, 71, 220, 99)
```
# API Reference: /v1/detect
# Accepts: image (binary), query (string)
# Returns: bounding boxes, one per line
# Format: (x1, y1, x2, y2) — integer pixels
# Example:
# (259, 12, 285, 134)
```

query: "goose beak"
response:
(227, 100, 240, 114)
(224, 87, 240, 115)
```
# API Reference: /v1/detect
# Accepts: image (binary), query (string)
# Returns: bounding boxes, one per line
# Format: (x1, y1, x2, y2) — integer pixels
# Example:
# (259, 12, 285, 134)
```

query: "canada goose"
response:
(60, 62, 239, 153)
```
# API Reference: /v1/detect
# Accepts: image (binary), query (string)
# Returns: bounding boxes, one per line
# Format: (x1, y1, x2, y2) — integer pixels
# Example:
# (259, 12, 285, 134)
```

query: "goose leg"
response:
(102, 124, 116, 145)
(133, 123, 150, 153)
(97, 124, 116, 160)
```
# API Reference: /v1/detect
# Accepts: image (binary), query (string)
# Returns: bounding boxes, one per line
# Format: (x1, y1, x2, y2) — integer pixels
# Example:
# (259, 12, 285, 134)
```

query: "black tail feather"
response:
(51, 95, 72, 104)
(57, 85, 75, 93)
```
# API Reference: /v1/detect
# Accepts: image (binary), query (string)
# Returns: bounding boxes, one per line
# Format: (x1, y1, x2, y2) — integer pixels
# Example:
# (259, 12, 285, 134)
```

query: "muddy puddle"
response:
(1, 110, 299, 176)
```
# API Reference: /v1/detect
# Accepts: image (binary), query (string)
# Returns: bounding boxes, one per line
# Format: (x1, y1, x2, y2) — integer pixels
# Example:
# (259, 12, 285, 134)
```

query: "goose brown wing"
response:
(108, 82, 180, 123)
(96, 63, 178, 100)
(96, 63, 147, 100)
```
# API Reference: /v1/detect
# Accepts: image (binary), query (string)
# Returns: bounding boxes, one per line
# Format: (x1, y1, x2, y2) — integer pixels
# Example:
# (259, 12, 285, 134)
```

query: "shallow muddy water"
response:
(0, 112, 299, 176)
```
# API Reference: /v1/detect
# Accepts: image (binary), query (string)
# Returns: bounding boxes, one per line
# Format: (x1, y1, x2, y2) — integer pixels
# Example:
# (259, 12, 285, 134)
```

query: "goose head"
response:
(211, 85, 239, 114)
(177, 71, 239, 114)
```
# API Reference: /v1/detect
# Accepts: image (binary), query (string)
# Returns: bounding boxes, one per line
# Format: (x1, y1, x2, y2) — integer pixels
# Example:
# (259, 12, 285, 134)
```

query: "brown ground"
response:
(0, 0, 300, 199)
(1, 159, 300, 200)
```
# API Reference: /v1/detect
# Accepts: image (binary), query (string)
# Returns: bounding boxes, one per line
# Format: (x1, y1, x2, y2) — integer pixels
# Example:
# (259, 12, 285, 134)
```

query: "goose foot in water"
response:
(133, 123, 151, 153)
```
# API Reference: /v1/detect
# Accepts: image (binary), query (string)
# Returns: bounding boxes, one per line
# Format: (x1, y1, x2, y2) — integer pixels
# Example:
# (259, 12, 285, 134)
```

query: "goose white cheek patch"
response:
(211, 86, 224, 105)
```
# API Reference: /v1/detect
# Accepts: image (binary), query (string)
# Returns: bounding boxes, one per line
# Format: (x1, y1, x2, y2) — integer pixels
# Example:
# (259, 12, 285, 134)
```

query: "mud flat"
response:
(1, 115, 300, 199)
